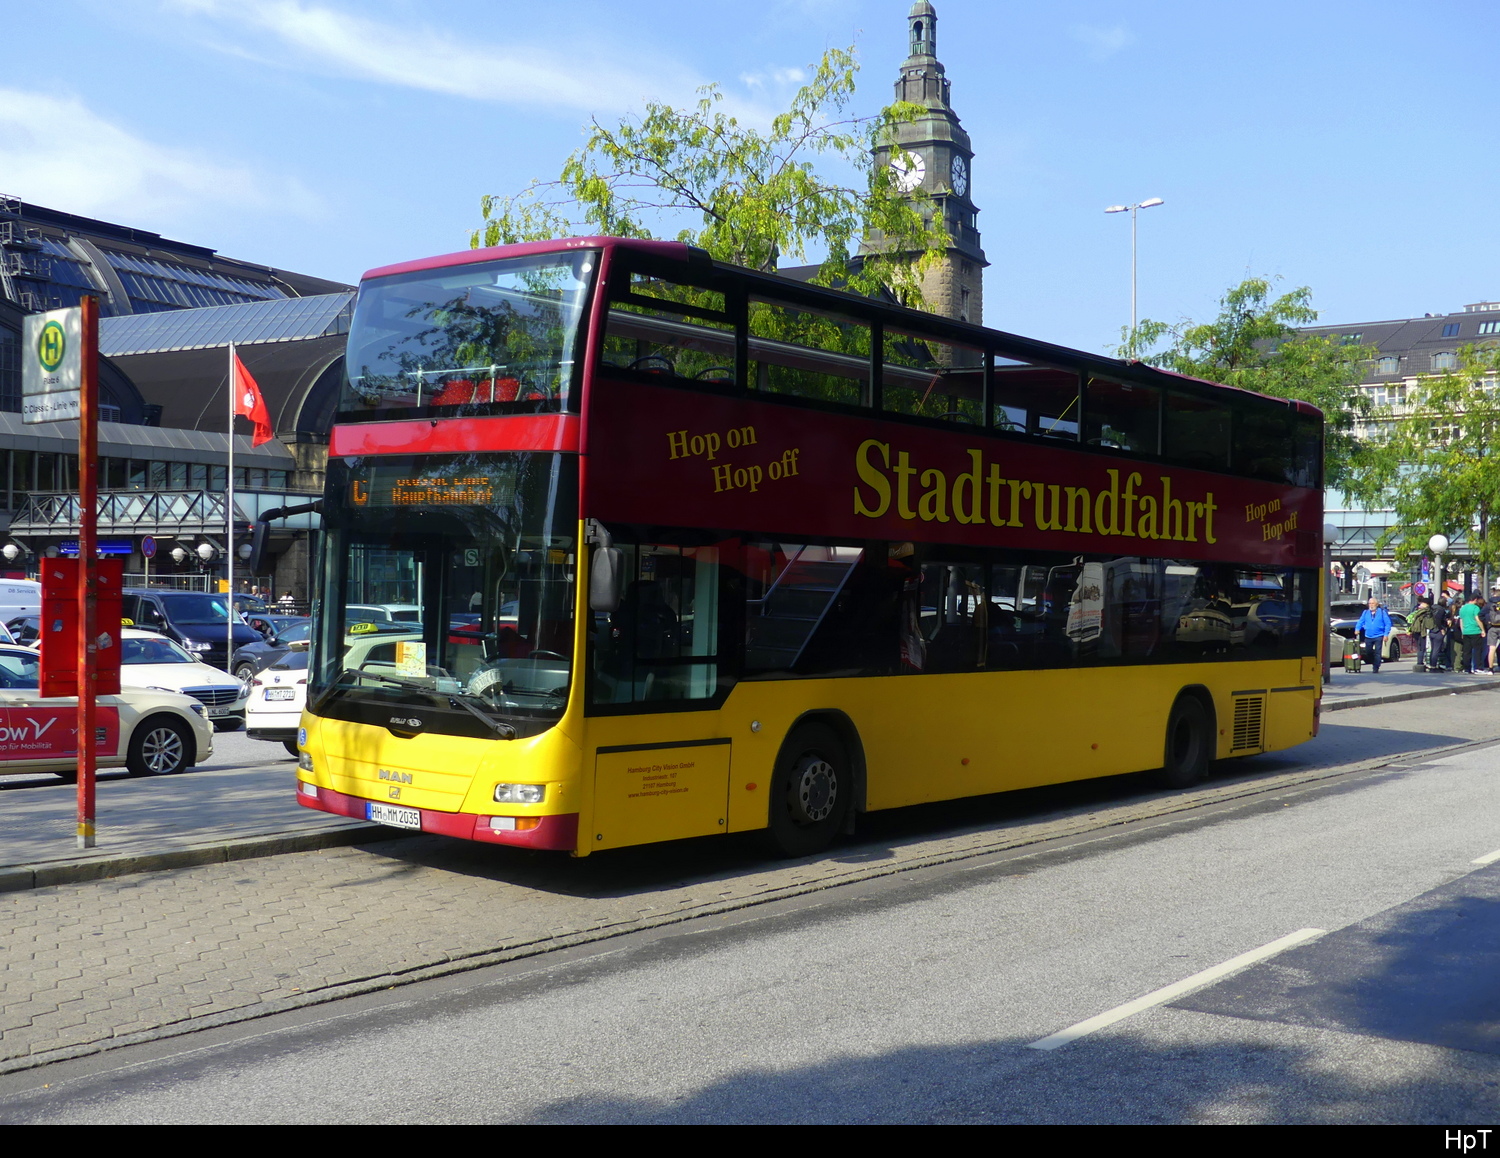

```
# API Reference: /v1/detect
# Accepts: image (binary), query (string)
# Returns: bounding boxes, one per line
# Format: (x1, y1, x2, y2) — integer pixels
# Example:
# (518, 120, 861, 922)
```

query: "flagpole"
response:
(227, 343, 235, 668)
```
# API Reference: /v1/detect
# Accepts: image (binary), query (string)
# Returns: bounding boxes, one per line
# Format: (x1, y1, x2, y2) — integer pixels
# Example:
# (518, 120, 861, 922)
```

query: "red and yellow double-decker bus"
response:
(295, 237, 1324, 857)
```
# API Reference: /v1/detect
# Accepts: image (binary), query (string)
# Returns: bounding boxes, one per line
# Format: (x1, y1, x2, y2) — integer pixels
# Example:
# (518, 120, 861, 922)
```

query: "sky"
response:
(3, 0, 1497, 355)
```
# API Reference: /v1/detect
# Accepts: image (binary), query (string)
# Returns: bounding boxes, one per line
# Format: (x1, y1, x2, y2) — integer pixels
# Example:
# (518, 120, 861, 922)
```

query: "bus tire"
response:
(764, 723, 850, 858)
(1156, 695, 1211, 789)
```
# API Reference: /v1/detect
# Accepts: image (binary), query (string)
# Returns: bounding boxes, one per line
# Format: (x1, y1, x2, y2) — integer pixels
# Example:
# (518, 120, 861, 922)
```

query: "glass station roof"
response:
(100, 293, 354, 356)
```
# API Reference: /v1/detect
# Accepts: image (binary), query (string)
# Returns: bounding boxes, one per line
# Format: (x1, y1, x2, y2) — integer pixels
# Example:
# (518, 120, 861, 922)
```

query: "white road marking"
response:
(1027, 927, 1326, 1051)
(1472, 848, 1500, 866)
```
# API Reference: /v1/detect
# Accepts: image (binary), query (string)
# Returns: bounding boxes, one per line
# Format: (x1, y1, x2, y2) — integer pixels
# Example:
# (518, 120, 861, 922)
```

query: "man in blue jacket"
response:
(1355, 596, 1393, 673)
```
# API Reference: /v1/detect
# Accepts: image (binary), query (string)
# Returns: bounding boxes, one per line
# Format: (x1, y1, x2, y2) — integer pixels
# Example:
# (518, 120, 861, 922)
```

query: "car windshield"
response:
(123, 637, 195, 664)
(160, 595, 233, 623)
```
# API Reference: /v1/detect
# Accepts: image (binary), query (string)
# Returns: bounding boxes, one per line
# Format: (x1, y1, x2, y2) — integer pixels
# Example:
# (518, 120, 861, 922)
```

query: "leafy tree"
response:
(1126, 278, 1377, 493)
(1363, 346, 1500, 580)
(473, 47, 949, 306)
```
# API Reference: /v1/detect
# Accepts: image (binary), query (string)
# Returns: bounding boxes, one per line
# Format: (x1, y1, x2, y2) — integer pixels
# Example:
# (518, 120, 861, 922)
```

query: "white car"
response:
(120, 628, 249, 731)
(246, 650, 308, 757)
(0, 645, 213, 778)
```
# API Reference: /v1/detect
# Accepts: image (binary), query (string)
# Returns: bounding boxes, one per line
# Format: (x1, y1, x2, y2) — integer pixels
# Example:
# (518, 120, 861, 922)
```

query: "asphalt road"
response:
(2, 696, 1499, 1124)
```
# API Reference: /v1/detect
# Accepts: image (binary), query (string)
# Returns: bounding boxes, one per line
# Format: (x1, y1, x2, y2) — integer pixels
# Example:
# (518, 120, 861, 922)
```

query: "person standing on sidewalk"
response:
(1431, 594, 1452, 672)
(1459, 595, 1487, 673)
(1355, 596, 1393, 673)
(1486, 589, 1500, 672)
(1411, 595, 1435, 671)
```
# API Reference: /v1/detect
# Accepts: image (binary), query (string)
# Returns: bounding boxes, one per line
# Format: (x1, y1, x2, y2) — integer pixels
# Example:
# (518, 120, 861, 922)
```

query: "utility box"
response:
(40, 557, 123, 697)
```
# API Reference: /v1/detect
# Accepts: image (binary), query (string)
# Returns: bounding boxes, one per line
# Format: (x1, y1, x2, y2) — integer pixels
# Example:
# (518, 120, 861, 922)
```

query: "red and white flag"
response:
(232, 351, 273, 447)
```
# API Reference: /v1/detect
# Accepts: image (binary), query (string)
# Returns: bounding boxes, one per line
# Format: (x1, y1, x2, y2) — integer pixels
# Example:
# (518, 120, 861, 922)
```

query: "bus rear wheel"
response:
(1156, 696, 1211, 789)
(764, 723, 849, 858)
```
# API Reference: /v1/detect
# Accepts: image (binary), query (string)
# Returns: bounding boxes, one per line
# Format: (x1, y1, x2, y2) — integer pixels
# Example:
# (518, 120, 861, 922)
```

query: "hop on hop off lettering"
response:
(667, 426, 802, 495)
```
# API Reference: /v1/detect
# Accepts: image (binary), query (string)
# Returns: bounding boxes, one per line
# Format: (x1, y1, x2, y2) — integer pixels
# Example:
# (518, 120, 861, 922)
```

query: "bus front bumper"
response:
(297, 781, 579, 850)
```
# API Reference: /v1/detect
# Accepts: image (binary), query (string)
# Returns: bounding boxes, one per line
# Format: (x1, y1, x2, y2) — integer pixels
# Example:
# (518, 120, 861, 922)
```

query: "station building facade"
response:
(0, 198, 352, 602)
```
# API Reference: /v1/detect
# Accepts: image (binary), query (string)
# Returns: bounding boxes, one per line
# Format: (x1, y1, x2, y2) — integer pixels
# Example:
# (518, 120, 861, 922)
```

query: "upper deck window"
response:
(340, 251, 597, 420)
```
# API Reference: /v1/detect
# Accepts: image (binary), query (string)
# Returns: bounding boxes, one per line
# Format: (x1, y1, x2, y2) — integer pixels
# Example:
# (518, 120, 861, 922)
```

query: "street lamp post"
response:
(1105, 197, 1165, 356)
(1323, 522, 1339, 684)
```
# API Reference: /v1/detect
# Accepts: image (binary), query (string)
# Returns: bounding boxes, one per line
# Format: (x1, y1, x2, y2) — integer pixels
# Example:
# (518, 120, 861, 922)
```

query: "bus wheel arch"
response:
(1155, 687, 1215, 790)
(763, 713, 863, 857)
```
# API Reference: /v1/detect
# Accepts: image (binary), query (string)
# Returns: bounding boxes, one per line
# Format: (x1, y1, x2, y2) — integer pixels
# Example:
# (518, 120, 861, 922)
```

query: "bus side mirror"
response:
(590, 547, 624, 613)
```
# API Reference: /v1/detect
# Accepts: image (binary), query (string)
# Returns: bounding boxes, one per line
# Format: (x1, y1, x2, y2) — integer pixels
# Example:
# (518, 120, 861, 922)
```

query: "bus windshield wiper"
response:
(340, 669, 517, 739)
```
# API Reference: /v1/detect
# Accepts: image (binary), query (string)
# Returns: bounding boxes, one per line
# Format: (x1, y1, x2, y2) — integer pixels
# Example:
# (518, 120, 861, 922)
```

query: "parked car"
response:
(246, 650, 308, 757)
(232, 617, 312, 680)
(346, 603, 423, 625)
(0, 644, 213, 778)
(119, 628, 250, 731)
(5, 616, 37, 645)
(1328, 601, 1409, 661)
(121, 589, 263, 671)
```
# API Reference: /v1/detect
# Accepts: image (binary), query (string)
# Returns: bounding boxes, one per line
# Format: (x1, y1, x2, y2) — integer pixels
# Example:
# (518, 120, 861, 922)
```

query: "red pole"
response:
(77, 296, 98, 849)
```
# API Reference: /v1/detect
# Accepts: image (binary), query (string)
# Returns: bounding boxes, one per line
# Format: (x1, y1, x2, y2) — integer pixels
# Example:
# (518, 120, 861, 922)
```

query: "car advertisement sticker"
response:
(0, 706, 120, 760)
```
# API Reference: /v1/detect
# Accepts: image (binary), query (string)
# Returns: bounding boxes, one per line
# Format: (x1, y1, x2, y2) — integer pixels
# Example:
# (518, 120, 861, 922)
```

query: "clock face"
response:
(950, 155, 969, 198)
(890, 150, 926, 193)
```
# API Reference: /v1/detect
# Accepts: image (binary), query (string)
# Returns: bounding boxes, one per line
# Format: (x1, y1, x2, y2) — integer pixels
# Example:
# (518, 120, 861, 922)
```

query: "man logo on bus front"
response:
(389, 717, 422, 729)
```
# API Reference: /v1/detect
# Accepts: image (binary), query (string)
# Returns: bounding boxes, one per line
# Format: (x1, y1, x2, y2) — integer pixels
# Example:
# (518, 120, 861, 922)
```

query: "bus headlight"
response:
(494, 783, 545, 804)
(297, 751, 314, 773)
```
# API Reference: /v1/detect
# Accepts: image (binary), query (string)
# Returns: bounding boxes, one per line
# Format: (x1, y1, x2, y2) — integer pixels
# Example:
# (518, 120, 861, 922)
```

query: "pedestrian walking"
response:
(1355, 596, 1393, 673)
(1459, 595, 1487, 673)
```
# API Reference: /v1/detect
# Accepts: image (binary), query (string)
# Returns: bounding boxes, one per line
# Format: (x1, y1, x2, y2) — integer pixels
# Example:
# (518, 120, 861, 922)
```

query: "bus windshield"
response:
(311, 452, 578, 738)
(340, 250, 598, 420)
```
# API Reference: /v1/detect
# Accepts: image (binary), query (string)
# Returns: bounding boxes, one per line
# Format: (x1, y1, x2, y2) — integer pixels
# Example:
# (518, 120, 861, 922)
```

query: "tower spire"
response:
(862, 1, 987, 323)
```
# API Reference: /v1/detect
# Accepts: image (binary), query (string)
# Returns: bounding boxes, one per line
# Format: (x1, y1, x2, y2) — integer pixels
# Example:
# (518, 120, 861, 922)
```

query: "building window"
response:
(1376, 356, 1399, 375)
(1479, 322, 1500, 335)
(1371, 383, 1407, 407)
(1433, 352, 1459, 371)
(1443, 323, 1460, 337)
(1339, 333, 1364, 345)
(190, 463, 208, 490)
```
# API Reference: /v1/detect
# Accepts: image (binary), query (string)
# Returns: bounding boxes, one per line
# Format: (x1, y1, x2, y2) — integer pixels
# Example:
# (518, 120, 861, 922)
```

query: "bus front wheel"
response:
(1156, 696, 1211, 789)
(764, 723, 849, 858)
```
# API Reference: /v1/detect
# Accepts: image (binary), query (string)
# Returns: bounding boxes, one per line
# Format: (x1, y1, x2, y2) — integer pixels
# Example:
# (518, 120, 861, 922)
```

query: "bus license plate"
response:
(368, 803, 421, 830)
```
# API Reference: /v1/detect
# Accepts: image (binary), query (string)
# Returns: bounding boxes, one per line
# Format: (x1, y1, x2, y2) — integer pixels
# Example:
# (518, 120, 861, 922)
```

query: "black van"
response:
(121, 589, 263, 671)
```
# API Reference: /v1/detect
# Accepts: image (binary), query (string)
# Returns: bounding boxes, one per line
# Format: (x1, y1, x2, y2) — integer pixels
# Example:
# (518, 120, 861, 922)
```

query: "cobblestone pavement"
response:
(4, 695, 1500, 1075)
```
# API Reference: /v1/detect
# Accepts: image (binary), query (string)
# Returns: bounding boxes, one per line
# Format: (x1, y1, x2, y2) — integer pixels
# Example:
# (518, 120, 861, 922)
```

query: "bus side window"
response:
(882, 330, 983, 423)
(1084, 377, 1161, 454)
(603, 276, 736, 385)
(748, 299, 870, 407)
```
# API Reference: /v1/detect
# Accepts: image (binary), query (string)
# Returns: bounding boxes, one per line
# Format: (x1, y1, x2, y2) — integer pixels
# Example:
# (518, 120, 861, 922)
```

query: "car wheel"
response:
(234, 663, 257, 681)
(1154, 694, 1212, 789)
(763, 723, 850, 858)
(283, 740, 300, 757)
(127, 716, 191, 776)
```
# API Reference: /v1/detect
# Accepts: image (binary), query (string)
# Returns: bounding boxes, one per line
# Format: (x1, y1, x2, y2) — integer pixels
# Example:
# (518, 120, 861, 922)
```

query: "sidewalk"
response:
(1320, 661, 1500, 712)
(0, 754, 381, 894)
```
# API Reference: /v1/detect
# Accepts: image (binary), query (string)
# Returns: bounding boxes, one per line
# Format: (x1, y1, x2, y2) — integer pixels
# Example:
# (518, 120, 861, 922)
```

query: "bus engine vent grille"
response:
(1230, 695, 1266, 754)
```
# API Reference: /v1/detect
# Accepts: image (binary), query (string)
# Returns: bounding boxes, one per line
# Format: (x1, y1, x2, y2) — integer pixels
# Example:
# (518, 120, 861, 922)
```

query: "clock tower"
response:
(863, 1, 987, 324)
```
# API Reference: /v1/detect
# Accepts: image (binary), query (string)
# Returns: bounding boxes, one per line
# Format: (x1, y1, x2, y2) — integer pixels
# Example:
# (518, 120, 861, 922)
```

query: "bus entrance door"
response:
(591, 740, 731, 850)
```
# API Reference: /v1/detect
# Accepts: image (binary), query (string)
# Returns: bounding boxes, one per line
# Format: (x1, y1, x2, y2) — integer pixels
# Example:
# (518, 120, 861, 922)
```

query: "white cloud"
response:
(740, 67, 808, 91)
(1070, 24, 1136, 62)
(171, 0, 718, 116)
(0, 88, 318, 226)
